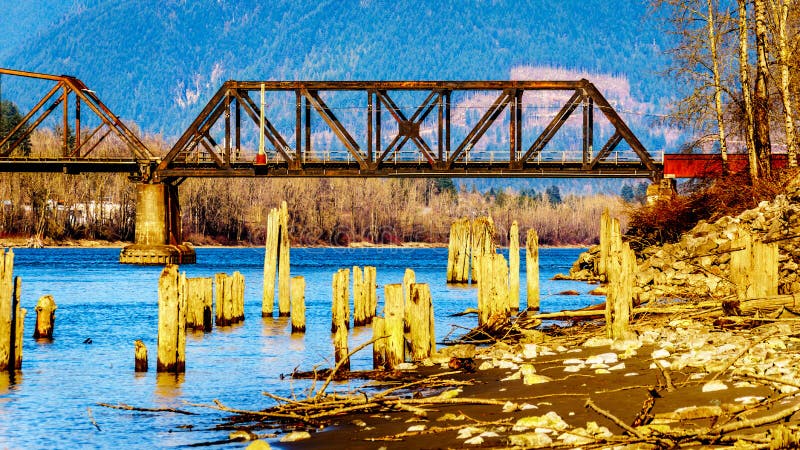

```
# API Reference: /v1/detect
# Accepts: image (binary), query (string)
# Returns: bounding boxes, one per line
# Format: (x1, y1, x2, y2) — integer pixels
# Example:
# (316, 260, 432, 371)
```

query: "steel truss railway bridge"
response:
(0, 68, 712, 263)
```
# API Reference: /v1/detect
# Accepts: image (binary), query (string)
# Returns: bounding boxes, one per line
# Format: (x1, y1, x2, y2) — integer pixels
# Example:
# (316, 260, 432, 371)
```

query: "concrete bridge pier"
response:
(119, 183, 196, 265)
(646, 177, 678, 204)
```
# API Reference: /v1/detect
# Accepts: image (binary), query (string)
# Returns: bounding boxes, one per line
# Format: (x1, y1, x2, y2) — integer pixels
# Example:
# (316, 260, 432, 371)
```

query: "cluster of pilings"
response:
(446, 218, 541, 330)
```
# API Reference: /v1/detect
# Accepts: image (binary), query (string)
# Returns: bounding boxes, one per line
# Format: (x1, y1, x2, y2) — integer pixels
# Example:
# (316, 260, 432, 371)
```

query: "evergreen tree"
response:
(621, 184, 635, 202)
(0, 100, 32, 156)
(546, 184, 562, 206)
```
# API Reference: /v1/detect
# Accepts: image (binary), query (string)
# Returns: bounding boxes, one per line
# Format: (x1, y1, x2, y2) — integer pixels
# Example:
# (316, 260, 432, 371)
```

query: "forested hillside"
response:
(0, 0, 673, 138)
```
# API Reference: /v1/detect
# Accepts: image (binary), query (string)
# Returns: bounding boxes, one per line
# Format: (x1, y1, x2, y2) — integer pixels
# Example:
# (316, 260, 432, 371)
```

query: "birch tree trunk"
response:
(707, 0, 729, 170)
(768, 0, 797, 167)
(737, 0, 759, 182)
(754, 0, 773, 178)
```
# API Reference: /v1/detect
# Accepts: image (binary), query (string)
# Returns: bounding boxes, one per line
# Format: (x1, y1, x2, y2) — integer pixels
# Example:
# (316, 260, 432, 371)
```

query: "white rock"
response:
(522, 344, 538, 359)
(478, 361, 493, 371)
(564, 365, 582, 373)
(503, 401, 519, 412)
(609, 363, 626, 371)
(651, 348, 671, 359)
(520, 403, 537, 410)
(701, 380, 728, 392)
(735, 396, 765, 405)
(496, 360, 519, 370)
(479, 431, 499, 438)
(406, 425, 426, 432)
(594, 368, 611, 374)
(583, 337, 613, 347)
(464, 436, 484, 445)
(501, 371, 521, 381)
(280, 431, 311, 442)
(395, 363, 417, 370)
(624, 372, 639, 376)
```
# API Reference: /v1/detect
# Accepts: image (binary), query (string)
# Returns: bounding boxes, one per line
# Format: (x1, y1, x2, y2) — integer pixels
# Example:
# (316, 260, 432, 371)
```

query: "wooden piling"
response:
(402, 268, 415, 334)
(471, 216, 496, 283)
(352, 266, 367, 326)
(477, 253, 510, 328)
(262, 207, 280, 317)
(157, 265, 186, 373)
(509, 221, 520, 312)
(526, 228, 540, 311)
(215, 273, 233, 326)
(232, 271, 245, 323)
(331, 269, 350, 332)
(186, 277, 213, 331)
(364, 266, 377, 324)
(333, 324, 350, 371)
(134, 340, 148, 372)
(408, 283, 434, 361)
(599, 209, 611, 281)
(447, 218, 472, 283)
(277, 201, 291, 317)
(11, 277, 24, 370)
(731, 232, 778, 299)
(383, 284, 405, 369)
(290, 276, 306, 333)
(33, 295, 57, 340)
(372, 316, 386, 369)
(1, 249, 18, 371)
(605, 218, 635, 341)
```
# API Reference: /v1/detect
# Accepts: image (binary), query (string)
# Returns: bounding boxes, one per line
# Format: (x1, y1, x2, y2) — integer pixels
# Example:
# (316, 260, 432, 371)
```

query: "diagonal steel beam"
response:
(588, 131, 623, 170)
(375, 91, 438, 165)
(518, 90, 583, 164)
(448, 90, 513, 164)
(232, 89, 294, 163)
(0, 81, 64, 155)
(301, 89, 367, 168)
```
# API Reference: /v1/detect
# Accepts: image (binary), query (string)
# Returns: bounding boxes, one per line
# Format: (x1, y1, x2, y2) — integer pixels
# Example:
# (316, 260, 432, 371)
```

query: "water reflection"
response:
(155, 372, 184, 401)
(262, 316, 290, 336)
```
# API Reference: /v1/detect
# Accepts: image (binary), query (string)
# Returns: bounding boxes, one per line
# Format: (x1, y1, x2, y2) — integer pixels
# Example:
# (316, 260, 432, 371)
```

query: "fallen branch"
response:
(97, 402, 196, 415)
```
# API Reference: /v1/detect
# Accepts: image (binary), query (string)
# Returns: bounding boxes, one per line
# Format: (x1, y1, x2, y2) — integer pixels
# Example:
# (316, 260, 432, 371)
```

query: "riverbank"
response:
(213, 308, 800, 449)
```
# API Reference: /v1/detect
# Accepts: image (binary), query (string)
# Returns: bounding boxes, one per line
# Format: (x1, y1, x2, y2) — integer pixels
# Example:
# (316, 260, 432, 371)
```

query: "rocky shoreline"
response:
(561, 185, 800, 304)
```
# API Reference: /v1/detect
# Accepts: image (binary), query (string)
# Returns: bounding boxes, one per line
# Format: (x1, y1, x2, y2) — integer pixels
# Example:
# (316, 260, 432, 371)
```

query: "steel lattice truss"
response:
(157, 80, 660, 182)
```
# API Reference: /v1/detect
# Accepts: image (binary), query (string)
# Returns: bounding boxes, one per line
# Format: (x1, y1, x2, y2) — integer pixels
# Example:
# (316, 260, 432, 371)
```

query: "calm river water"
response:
(0, 247, 595, 449)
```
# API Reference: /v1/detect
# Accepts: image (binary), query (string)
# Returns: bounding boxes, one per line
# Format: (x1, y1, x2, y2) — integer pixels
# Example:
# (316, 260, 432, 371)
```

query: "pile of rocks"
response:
(563, 185, 800, 303)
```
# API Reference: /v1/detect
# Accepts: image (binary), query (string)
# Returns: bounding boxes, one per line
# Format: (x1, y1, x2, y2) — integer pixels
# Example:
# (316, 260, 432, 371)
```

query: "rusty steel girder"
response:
(157, 80, 661, 182)
(0, 68, 154, 178)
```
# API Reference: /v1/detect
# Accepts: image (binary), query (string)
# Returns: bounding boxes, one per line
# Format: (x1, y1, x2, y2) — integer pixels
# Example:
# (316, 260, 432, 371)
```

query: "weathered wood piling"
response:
(352, 266, 367, 326)
(408, 283, 435, 361)
(509, 221, 520, 311)
(372, 316, 386, 369)
(1, 249, 25, 372)
(446, 218, 471, 283)
(476, 253, 510, 329)
(402, 268, 415, 335)
(277, 201, 291, 317)
(383, 284, 405, 369)
(471, 216, 496, 283)
(263, 202, 291, 317)
(599, 209, 611, 281)
(33, 295, 57, 340)
(157, 264, 186, 373)
(364, 266, 377, 324)
(331, 268, 350, 332)
(134, 340, 148, 372)
(604, 217, 635, 341)
(186, 277, 213, 332)
(333, 325, 350, 371)
(215, 272, 244, 326)
(290, 276, 306, 333)
(526, 228, 540, 311)
(731, 232, 778, 300)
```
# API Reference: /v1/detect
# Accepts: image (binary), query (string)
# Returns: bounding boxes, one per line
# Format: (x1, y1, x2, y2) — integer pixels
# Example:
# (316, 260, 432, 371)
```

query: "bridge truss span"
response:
(157, 80, 661, 181)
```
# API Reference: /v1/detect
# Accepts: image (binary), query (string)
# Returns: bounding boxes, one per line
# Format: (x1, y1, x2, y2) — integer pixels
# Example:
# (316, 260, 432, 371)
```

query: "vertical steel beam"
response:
(304, 94, 311, 155)
(510, 89, 517, 163)
(367, 90, 373, 164)
(75, 97, 81, 153)
(224, 91, 231, 161)
(437, 92, 443, 163)
(445, 91, 451, 159)
(295, 90, 302, 165)
(63, 86, 69, 156)
(235, 97, 241, 157)
(375, 93, 381, 156)
(582, 94, 593, 166)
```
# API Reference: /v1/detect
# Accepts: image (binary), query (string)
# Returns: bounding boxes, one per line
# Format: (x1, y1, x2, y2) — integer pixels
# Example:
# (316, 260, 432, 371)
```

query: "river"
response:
(0, 247, 595, 449)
